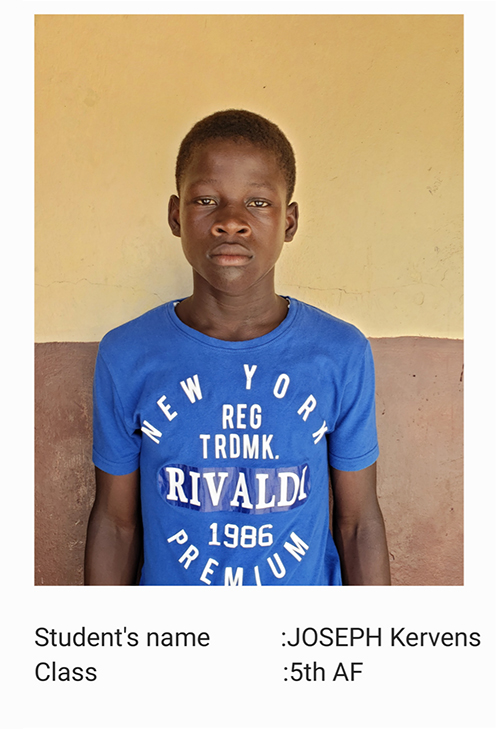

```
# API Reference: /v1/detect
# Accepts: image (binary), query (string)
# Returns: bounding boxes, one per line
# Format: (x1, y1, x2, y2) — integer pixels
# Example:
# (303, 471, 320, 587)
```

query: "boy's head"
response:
(175, 109, 296, 203)
(169, 110, 299, 298)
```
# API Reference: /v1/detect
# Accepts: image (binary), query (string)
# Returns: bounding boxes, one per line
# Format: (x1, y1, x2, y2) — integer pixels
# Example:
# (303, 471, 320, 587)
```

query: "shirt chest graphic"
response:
(139, 361, 331, 464)
(158, 463, 310, 513)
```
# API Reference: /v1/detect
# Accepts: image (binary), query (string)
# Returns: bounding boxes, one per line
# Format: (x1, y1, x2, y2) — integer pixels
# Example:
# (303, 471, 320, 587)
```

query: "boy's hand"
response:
(331, 463, 391, 585)
(84, 468, 142, 585)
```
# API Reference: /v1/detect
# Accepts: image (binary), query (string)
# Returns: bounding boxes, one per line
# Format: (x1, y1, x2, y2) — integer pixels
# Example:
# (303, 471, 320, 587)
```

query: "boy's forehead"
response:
(182, 138, 284, 184)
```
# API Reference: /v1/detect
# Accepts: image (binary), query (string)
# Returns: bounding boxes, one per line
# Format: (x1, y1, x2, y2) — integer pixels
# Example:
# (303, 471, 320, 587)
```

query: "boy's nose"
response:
(211, 208, 251, 237)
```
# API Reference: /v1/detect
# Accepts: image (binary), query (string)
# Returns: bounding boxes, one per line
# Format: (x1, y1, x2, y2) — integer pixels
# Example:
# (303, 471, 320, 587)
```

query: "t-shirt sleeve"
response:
(92, 346, 141, 475)
(328, 339, 379, 471)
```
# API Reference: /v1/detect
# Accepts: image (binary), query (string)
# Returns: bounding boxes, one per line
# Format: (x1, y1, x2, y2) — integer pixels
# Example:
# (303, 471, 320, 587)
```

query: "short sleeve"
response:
(328, 339, 379, 471)
(92, 347, 141, 475)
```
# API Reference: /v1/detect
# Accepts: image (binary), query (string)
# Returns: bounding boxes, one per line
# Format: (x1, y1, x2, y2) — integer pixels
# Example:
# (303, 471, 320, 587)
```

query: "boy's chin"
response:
(195, 268, 274, 298)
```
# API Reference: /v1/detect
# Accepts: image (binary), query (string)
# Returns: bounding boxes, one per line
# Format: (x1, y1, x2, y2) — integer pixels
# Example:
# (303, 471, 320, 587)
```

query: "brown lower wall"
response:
(34, 337, 463, 586)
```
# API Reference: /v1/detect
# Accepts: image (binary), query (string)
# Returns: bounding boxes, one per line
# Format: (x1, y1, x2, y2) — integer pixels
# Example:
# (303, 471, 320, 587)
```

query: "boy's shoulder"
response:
(98, 302, 170, 355)
(293, 298, 369, 348)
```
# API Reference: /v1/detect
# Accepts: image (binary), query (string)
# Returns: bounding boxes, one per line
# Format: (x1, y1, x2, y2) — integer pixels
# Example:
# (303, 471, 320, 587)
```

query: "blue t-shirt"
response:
(92, 298, 379, 586)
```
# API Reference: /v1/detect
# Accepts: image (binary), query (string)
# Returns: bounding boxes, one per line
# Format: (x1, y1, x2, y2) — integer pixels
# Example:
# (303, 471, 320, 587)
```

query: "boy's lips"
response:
(209, 242, 253, 266)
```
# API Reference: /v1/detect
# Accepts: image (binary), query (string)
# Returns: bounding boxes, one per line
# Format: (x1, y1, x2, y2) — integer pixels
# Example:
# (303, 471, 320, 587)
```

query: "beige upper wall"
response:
(35, 14, 463, 342)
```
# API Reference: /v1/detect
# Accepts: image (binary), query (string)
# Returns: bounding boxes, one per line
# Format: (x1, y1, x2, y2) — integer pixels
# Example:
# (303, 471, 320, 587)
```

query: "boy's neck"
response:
(174, 286, 289, 342)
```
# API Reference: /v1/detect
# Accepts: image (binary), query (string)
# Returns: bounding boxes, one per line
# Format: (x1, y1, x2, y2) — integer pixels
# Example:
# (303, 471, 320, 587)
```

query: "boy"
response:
(85, 109, 390, 586)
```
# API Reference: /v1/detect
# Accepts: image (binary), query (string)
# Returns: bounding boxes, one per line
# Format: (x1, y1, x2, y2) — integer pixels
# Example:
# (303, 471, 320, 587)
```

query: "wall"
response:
(35, 14, 463, 585)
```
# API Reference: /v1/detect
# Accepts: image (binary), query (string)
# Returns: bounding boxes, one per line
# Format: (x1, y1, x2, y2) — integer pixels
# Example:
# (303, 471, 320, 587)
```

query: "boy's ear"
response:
(284, 201, 299, 242)
(168, 194, 181, 238)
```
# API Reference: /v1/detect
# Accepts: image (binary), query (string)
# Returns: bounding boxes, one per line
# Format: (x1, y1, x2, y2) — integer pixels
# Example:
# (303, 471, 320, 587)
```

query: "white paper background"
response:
(4, 1, 496, 727)
(23, 587, 496, 728)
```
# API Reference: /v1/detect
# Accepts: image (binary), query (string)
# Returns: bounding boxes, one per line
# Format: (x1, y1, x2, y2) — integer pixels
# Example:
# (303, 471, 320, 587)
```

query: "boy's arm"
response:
(84, 467, 142, 585)
(331, 463, 391, 585)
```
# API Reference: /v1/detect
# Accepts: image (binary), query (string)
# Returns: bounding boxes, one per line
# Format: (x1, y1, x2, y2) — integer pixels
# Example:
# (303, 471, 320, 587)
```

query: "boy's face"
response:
(168, 139, 298, 298)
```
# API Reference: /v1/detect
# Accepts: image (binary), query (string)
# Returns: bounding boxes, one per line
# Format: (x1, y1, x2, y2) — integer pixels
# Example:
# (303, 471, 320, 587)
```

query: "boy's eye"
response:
(196, 198, 217, 205)
(248, 200, 270, 207)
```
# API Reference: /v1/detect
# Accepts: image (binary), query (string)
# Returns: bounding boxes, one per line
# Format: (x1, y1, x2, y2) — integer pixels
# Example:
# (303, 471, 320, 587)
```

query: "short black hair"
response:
(175, 109, 296, 202)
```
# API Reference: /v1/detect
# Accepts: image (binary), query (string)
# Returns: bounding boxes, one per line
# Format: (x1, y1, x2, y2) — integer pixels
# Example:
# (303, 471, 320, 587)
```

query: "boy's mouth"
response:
(209, 242, 253, 266)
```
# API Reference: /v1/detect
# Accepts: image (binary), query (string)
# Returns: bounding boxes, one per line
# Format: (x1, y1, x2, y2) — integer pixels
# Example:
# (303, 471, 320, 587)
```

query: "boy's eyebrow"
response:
(190, 178, 218, 185)
(188, 179, 279, 191)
